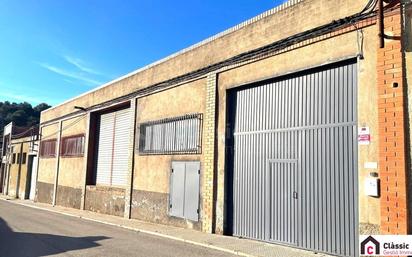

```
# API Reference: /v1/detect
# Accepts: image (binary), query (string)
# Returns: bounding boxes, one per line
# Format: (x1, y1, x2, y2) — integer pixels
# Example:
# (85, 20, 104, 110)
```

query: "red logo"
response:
(361, 236, 380, 255)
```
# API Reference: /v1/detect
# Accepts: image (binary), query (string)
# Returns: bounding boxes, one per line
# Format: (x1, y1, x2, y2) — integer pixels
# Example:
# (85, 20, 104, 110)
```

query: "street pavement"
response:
(0, 200, 235, 257)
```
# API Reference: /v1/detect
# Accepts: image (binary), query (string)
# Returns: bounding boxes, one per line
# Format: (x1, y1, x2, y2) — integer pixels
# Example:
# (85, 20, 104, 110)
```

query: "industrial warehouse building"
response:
(33, 0, 412, 256)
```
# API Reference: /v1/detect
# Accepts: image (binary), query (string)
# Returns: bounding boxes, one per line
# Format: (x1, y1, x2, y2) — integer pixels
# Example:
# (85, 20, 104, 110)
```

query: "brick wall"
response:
(378, 7, 408, 234)
(202, 73, 217, 233)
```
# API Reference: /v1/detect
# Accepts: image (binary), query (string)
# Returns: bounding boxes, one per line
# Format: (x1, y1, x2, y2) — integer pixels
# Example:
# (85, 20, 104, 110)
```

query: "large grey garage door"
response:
(231, 60, 358, 257)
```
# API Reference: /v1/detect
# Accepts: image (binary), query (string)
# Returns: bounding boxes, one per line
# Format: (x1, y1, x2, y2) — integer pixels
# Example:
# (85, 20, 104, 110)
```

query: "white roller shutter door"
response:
(112, 108, 131, 186)
(96, 112, 115, 186)
(95, 108, 131, 187)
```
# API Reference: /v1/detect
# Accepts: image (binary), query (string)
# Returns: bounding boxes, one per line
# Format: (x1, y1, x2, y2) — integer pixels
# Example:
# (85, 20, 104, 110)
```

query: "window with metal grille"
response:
(60, 134, 85, 157)
(139, 114, 202, 155)
(40, 139, 57, 158)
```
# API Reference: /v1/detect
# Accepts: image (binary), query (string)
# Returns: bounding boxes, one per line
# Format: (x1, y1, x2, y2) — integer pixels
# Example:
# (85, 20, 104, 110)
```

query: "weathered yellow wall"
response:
(37, 123, 58, 184)
(7, 137, 31, 199)
(36, 0, 384, 232)
(40, 0, 368, 123)
(134, 79, 206, 193)
(8, 151, 19, 197)
(357, 26, 380, 228)
(58, 115, 87, 189)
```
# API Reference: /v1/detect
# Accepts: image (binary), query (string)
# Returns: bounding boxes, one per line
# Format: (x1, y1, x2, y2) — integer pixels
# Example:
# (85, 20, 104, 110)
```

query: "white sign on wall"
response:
(364, 177, 379, 197)
(364, 162, 378, 169)
(358, 126, 371, 145)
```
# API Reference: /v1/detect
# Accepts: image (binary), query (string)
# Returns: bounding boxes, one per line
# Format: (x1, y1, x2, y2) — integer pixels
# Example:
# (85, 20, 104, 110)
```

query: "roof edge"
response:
(43, 0, 304, 114)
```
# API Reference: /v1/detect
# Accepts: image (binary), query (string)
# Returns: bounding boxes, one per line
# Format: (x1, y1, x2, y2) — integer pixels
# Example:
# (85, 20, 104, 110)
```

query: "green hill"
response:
(0, 101, 51, 137)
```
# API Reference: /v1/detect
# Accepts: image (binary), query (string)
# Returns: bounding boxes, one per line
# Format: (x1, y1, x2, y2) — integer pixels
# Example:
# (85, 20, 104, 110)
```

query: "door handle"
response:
(293, 191, 298, 199)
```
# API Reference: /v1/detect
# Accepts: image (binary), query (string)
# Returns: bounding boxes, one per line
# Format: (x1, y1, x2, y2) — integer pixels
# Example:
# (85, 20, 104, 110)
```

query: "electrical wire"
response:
(361, 0, 379, 13)
(10, 125, 39, 139)
(41, 0, 382, 126)
(40, 114, 87, 140)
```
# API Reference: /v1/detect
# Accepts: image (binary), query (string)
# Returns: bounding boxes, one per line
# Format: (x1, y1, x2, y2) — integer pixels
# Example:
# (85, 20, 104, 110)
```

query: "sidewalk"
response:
(0, 196, 332, 257)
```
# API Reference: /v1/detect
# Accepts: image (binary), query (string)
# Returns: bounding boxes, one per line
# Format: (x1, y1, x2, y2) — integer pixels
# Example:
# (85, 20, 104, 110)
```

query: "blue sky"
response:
(0, 0, 285, 106)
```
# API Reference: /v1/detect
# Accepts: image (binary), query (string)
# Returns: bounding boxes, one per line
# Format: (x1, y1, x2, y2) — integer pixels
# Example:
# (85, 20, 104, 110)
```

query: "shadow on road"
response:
(0, 217, 109, 257)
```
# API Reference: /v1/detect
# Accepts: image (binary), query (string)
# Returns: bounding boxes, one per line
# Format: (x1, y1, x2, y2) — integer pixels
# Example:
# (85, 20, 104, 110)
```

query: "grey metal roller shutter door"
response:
(231, 61, 358, 257)
(96, 108, 131, 187)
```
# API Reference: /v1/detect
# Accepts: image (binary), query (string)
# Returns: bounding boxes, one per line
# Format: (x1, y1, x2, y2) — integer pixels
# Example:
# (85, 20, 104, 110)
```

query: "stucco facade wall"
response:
(7, 152, 19, 197)
(131, 79, 206, 228)
(37, 123, 58, 184)
(37, 115, 87, 190)
(134, 79, 206, 192)
(357, 26, 380, 232)
(58, 115, 87, 189)
(7, 137, 32, 199)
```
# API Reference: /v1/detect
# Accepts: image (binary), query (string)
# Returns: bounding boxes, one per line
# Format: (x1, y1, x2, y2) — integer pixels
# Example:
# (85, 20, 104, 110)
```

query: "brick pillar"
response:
(378, 7, 408, 234)
(202, 73, 217, 233)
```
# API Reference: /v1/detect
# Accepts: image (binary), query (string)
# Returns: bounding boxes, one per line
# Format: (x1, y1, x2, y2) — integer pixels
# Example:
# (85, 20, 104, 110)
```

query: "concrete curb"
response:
(0, 198, 254, 257)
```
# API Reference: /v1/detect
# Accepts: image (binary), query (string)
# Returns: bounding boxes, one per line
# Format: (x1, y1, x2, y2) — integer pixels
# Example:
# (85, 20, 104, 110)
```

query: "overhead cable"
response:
(41, 0, 381, 126)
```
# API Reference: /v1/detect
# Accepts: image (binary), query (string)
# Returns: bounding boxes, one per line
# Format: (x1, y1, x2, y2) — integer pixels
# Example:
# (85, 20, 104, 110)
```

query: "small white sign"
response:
(364, 162, 378, 169)
(360, 235, 412, 256)
(358, 127, 371, 145)
(364, 178, 379, 197)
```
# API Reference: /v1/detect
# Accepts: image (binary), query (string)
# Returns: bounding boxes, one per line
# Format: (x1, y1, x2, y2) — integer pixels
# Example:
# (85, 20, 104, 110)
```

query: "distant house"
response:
(1, 123, 39, 200)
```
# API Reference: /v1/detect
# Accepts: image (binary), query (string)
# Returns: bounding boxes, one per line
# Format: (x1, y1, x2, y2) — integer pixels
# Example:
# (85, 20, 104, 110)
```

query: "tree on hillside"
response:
(0, 101, 51, 136)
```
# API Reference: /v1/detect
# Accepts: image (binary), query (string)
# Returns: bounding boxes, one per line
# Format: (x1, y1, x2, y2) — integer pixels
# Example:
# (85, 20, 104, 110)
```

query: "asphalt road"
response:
(0, 200, 235, 257)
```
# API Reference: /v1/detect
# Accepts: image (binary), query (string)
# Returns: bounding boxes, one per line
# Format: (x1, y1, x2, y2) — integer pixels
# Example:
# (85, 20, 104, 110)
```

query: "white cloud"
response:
(38, 62, 102, 86)
(63, 79, 78, 85)
(63, 55, 104, 76)
(0, 91, 48, 104)
(0, 82, 39, 103)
